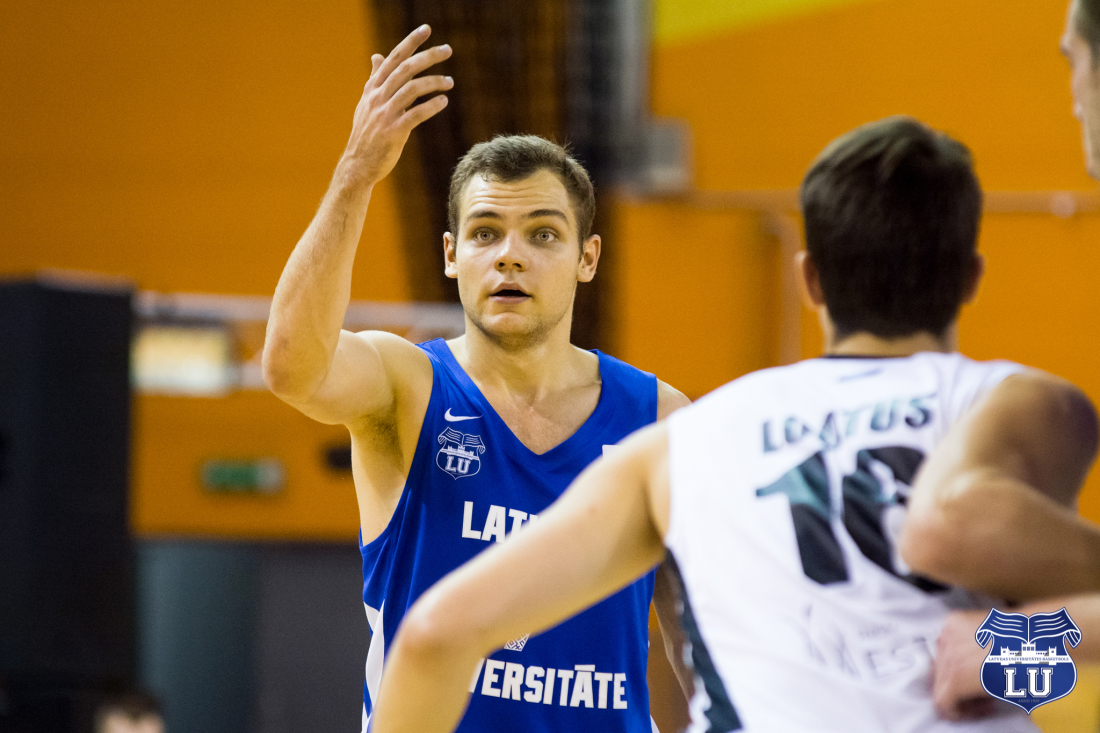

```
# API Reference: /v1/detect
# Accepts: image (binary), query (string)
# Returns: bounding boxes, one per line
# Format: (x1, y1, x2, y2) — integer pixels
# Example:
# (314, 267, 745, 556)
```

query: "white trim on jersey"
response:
(363, 600, 386, 731)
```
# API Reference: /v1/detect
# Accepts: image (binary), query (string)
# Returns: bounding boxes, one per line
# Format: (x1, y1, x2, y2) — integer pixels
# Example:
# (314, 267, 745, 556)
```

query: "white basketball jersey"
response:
(666, 353, 1037, 733)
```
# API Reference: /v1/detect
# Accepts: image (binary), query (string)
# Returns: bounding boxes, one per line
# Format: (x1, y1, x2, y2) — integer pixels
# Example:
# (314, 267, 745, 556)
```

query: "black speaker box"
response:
(0, 279, 136, 729)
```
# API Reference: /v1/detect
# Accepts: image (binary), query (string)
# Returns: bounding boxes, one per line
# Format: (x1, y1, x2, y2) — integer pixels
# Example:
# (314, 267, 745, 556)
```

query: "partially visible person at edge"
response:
(364, 116, 1100, 733)
(931, 0, 1100, 720)
(95, 691, 165, 733)
(261, 24, 691, 733)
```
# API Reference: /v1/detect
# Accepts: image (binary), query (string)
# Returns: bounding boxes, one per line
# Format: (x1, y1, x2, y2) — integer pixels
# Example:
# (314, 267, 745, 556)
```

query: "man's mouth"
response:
(491, 288, 530, 301)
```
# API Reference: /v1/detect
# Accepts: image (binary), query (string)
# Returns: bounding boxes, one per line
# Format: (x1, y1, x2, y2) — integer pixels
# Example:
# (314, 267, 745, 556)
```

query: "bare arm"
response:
(652, 382, 693, 699)
(900, 370, 1100, 600)
(262, 26, 452, 425)
(368, 424, 672, 733)
(653, 559, 692, 699)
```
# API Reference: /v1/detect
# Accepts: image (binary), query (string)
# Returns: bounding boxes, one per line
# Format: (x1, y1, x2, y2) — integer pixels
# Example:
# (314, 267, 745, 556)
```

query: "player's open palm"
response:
(343, 24, 453, 185)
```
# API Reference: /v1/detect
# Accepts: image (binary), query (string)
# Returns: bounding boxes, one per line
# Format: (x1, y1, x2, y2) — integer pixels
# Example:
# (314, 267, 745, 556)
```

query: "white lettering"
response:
(469, 658, 485, 693)
(571, 665, 595, 708)
(482, 505, 507, 543)
(502, 662, 524, 701)
(1004, 668, 1026, 698)
(482, 659, 504, 697)
(524, 666, 545, 703)
(594, 672, 614, 709)
(527, 513, 539, 525)
(456, 457, 471, 474)
(542, 668, 556, 704)
(1028, 667, 1053, 697)
(462, 502, 482, 540)
(556, 669, 574, 706)
(613, 673, 628, 709)
(508, 508, 528, 535)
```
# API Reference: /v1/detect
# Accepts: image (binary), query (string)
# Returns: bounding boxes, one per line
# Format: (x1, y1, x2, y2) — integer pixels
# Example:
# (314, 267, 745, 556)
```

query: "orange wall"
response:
(0, 0, 409, 301)
(1, 0, 416, 540)
(612, 0, 1100, 521)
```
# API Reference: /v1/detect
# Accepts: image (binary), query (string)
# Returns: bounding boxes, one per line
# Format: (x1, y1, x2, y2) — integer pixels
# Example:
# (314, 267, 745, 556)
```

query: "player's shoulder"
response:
(351, 328, 434, 391)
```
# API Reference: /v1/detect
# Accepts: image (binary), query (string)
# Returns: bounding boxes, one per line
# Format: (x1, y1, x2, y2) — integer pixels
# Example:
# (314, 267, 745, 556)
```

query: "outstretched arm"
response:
(368, 423, 672, 733)
(900, 370, 1100, 600)
(262, 25, 452, 425)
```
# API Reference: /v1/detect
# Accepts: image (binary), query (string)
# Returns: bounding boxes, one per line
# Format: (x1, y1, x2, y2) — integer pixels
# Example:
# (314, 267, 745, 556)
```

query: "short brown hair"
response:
(1075, 0, 1100, 64)
(448, 135, 596, 241)
(801, 116, 982, 339)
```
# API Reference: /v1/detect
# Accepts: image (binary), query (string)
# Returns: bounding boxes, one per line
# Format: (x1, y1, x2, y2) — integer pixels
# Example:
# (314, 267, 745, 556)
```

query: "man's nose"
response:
(495, 233, 527, 270)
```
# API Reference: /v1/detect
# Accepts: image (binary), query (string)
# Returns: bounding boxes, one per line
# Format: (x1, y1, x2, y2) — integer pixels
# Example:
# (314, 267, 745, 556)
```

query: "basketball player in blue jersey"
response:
(261, 24, 691, 733)
(928, 1, 1100, 719)
(365, 117, 1100, 733)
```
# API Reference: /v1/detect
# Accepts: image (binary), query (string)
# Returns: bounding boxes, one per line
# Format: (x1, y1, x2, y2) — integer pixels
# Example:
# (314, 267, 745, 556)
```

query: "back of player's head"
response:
(1075, 0, 1100, 64)
(800, 116, 982, 339)
(449, 135, 596, 241)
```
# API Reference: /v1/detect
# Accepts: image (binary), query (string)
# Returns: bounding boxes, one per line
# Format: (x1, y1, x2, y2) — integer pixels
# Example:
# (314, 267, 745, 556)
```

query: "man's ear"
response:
(444, 232, 458, 279)
(961, 253, 985, 305)
(578, 234, 601, 283)
(796, 250, 825, 308)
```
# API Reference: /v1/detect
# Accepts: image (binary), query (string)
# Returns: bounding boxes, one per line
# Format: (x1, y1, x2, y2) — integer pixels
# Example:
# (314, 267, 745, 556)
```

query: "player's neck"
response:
(825, 326, 958, 358)
(452, 320, 592, 398)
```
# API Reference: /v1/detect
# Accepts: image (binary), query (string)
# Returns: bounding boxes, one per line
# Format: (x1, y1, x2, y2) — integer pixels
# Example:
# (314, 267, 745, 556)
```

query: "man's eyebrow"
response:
(464, 210, 504, 222)
(524, 209, 569, 222)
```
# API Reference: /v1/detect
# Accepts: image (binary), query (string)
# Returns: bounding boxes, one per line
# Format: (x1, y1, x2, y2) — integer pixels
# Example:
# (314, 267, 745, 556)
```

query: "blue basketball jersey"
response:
(360, 338, 658, 733)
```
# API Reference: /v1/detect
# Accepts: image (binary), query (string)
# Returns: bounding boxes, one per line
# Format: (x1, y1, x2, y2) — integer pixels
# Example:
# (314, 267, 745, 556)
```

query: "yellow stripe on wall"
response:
(654, 0, 882, 45)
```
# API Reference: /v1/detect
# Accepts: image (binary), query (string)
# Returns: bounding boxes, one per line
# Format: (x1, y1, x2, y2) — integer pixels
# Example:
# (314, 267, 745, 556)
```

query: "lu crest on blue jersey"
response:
(976, 608, 1082, 713)
(436, 427, 486, 479)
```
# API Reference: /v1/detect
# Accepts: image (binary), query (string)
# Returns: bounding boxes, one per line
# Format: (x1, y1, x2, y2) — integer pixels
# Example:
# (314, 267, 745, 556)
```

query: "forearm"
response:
(1010, 594, 1100, 662)
(263, 160, 374, 399)
(903, 472, 1100, 599)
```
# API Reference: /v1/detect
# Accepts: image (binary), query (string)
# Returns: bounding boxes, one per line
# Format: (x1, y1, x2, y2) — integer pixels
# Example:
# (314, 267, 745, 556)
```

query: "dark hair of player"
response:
(94, 690, 163, 733)
(1076, 0, 1100, 64)
(448, 135, 596, 243)
(800, 116, 982, 340)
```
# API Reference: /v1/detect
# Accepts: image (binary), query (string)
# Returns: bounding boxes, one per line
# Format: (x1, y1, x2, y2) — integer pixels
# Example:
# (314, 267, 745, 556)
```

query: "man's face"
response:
(444, 169, 599, 348)
(1062, 1, 1100, 178)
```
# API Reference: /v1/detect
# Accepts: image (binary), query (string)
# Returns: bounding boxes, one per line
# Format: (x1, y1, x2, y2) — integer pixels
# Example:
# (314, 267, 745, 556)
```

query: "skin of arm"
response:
(933, 595, 1100, 721)
(262, 26, 452, 426)
(652, 383, 694, 701)
(899, 370, 1100, 600)
(367, 423, 673, 733)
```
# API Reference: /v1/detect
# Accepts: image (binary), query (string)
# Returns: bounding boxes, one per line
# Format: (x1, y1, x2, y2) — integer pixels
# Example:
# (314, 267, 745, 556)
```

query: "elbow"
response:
(393, 590, 476, 669)
(260, 338, 313, 402)
(900, 473, 989, 584)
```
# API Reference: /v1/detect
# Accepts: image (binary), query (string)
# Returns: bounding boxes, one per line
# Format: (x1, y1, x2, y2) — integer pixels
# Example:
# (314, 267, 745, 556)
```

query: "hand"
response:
(341, 25, 453, 186)
(933, 609, 997, 721)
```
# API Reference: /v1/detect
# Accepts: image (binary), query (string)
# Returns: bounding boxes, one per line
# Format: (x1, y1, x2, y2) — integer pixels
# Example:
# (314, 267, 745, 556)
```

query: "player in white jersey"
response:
(364, 117, 1100, 733)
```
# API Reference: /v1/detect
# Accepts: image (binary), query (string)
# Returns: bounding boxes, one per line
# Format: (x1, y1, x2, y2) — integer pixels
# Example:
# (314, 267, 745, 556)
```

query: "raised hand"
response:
(342, 24, 453, 186)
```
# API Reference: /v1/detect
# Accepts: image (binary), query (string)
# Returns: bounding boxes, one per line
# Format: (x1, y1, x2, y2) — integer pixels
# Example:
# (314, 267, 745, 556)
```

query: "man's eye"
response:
(536, 230, 556, 242)
(474, 230, 494, 242)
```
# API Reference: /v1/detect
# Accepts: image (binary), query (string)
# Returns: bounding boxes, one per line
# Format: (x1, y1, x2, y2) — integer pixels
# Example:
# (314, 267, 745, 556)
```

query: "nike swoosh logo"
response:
(444, 408, 482, 422)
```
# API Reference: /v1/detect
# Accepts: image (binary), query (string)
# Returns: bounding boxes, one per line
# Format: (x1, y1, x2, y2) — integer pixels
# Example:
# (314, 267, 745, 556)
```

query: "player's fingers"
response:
(380, 44, 452, 99)
(374, 24, 432, 86)
(365, 54, 385, 87)
(399, 94, 449, 130)
(389, 75, 453, 112)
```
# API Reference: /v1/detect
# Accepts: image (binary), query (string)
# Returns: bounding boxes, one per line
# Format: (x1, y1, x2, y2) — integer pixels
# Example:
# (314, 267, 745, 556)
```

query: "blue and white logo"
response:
(976, 608, 1081, 713)
(436, 427, 486, 479)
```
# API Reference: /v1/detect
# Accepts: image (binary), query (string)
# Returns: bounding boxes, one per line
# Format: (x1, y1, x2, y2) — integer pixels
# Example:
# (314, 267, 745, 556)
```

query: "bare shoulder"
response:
(656, 380, 691, 420)
(983, 369, 1097, 433)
